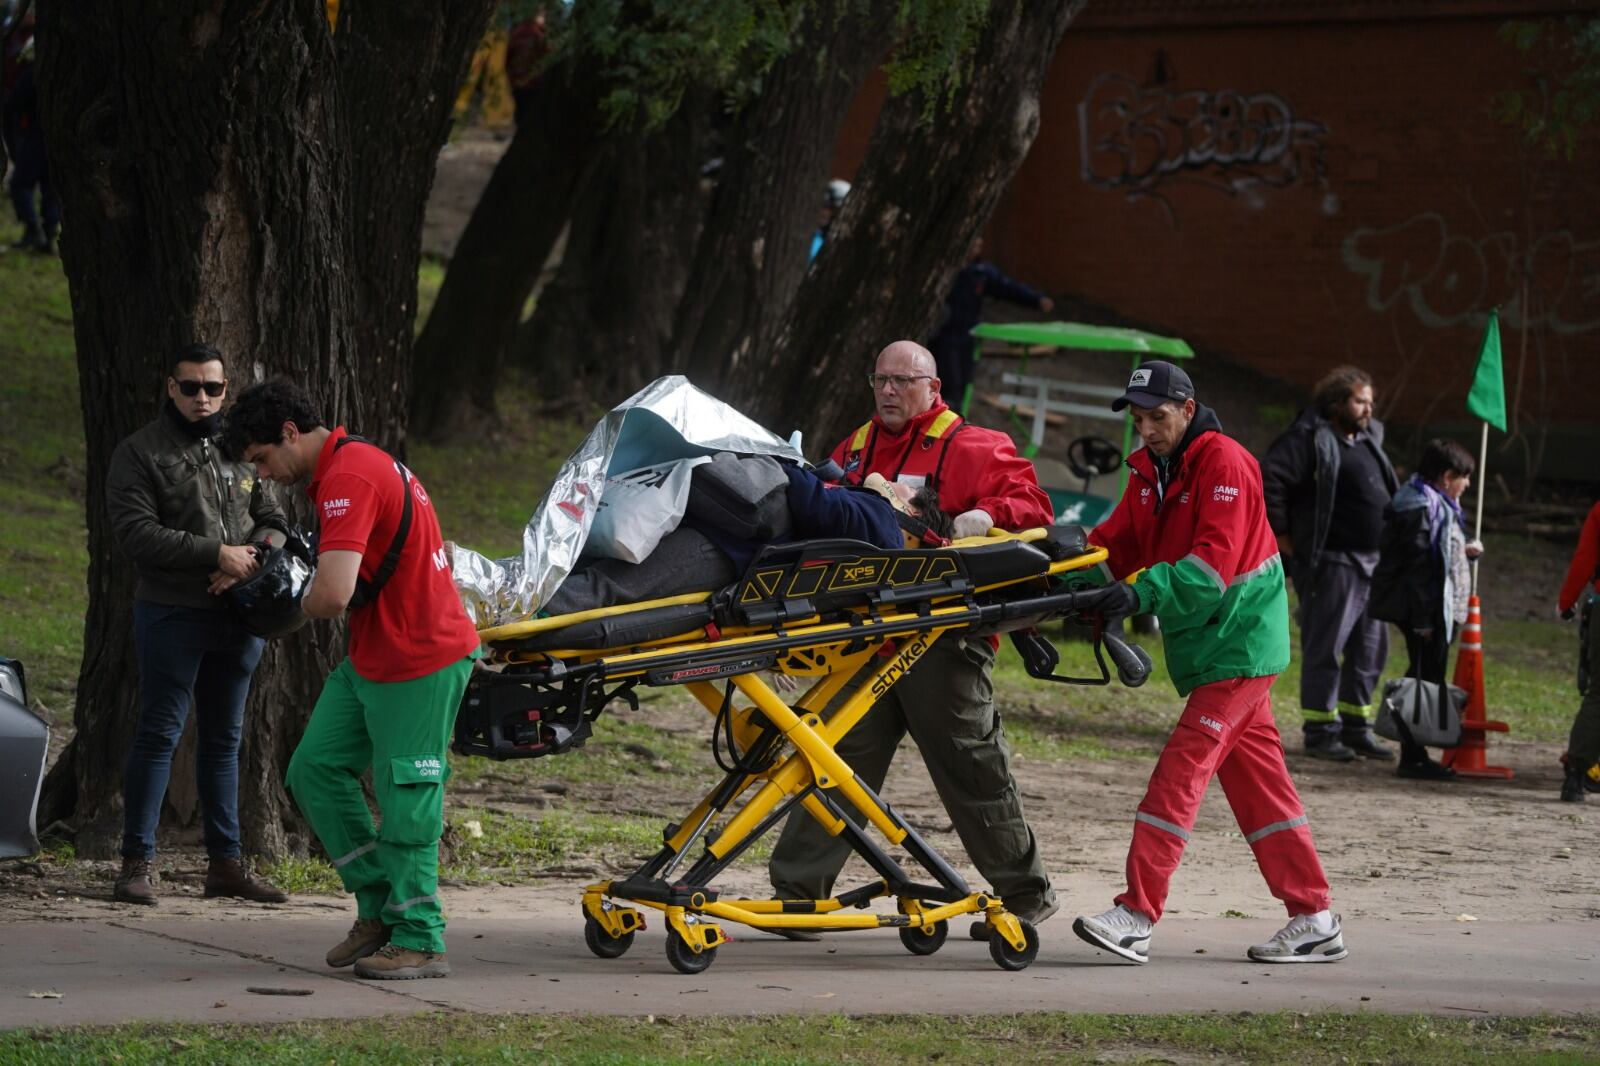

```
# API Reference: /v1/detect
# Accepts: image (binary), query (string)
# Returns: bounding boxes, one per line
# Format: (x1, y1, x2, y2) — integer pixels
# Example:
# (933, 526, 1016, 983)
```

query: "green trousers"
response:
(766, 636, 1053, 913)
(286, 655, 473, 954)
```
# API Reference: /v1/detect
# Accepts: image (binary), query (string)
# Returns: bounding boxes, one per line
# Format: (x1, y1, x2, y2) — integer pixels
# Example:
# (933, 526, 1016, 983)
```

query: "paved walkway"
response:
(3, 904, 1593, 1028)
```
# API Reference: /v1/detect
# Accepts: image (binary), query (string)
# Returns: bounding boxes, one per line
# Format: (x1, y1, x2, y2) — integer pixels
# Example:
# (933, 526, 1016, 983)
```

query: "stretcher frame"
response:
(455, 528, 1150, 974)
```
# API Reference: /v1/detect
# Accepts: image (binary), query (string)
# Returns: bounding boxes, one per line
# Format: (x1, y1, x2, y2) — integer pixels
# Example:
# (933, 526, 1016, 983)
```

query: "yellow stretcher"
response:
(453, 525, 1152, 974)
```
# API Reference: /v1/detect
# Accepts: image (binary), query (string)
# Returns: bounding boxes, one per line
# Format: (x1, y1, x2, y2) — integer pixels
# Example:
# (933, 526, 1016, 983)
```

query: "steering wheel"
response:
(1066, 436, 1123, 487)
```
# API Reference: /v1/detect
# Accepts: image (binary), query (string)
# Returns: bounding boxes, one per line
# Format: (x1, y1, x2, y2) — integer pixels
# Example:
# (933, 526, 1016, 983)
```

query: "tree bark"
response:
(410, 60, 604, 439)
(514, 96, 712, 398)
(755, 1, 1083, 451)
(35, 0, 491, 859)
(671, 1, 893, 400)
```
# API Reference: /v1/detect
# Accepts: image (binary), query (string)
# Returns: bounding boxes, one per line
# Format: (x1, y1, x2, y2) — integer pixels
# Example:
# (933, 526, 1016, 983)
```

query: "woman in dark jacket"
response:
(1369, 439, 1483, 779)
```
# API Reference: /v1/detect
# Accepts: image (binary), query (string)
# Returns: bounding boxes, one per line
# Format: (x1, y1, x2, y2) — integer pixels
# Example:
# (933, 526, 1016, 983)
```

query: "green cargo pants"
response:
(766, 635, 1054, 914)
(286, 655, 474, 954)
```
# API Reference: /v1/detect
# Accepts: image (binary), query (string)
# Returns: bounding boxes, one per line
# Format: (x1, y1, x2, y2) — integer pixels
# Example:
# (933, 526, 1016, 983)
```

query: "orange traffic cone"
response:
(1442, 594, 1513, 779)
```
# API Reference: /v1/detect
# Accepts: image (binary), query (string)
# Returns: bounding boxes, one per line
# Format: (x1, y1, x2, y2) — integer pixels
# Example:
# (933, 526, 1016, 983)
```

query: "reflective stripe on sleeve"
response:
(1181, 553, 1226, 592)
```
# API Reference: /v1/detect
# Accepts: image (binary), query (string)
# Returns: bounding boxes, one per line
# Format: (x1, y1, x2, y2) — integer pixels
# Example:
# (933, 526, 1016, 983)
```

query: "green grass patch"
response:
(4, 1011, 1598, 1064)
(259, 854, 344, 896)
(442, 808, 661, 882)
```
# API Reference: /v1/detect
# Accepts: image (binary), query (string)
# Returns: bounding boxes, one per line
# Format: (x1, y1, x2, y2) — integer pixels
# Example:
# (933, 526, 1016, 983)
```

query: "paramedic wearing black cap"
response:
(1071, 359, 1345, 966)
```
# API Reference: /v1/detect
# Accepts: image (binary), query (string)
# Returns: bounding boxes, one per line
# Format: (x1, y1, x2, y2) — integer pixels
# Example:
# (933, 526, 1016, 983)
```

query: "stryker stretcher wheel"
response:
(988, 918, 1039, 971)
(584, 915, 635, 959)
(665, 928, 717, 974)
(899, 920, 949, 956)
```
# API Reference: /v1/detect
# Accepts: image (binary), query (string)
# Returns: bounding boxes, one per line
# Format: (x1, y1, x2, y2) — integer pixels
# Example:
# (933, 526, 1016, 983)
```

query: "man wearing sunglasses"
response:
(766, 339, 1059, 940)
(104, 343, 291, 907)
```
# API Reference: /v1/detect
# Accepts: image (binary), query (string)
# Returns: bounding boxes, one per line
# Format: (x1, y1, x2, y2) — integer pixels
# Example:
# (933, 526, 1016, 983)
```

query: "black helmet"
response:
(226, 547, 312, 639)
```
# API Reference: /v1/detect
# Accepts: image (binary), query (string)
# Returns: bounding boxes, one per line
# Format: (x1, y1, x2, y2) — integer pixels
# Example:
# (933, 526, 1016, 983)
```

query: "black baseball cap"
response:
(1111, 360, 1195, 411)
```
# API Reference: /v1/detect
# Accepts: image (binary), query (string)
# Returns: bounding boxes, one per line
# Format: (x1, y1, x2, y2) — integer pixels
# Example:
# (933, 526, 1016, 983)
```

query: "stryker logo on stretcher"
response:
(870, 636, 931, 699)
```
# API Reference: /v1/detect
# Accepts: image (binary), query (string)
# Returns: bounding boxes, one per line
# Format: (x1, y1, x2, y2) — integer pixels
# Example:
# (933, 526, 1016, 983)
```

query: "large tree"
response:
(752, 1, 1084, 448)
(36, 0, 494, 859)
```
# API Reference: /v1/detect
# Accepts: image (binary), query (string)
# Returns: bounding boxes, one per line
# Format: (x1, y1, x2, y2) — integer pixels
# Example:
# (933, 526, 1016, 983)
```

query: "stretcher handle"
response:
(1098, 620, 1152, 688)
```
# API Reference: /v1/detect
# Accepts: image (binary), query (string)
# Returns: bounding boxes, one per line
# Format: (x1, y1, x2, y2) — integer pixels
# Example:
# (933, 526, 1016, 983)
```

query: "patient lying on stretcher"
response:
(543, 459, 953, 616)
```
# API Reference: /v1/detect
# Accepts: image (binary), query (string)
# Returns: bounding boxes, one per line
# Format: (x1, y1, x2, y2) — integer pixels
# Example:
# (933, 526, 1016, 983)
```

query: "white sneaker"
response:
(1247, 910, 1348, 963)
(1072, 904, 1152, 964)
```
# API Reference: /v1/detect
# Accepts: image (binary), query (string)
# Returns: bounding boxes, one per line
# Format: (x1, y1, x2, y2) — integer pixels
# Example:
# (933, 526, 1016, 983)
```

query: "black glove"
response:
(1077, 581, 1141, 618)
(1561, 607, 1576, 622)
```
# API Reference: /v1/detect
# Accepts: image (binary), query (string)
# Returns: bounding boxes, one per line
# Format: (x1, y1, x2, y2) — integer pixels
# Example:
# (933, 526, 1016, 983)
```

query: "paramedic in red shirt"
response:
(226, 381, 480, 981)
(766, 339, 1059, 939)
(1069, 360, 1347, 966)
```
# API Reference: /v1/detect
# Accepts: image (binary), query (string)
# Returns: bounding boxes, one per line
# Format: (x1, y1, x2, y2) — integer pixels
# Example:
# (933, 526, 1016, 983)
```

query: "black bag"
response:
(686, 453, 791, 541)
(1375, 655, 1466, 749)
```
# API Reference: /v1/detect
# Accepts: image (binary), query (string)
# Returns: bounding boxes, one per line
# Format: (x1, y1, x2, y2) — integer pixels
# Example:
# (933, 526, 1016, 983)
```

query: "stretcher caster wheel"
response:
(665, 928, 717, 975)
(899, 920, 949, 956)
(584, 915, 635, 959)
(988, 918, 1039, 971)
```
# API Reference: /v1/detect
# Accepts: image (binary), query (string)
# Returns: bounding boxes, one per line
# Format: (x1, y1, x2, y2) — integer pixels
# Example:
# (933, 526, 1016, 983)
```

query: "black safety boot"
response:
(1561, 765, 1588, 803)
(1341, 728, 1394, 760)
(1304, 731, 1356, 762)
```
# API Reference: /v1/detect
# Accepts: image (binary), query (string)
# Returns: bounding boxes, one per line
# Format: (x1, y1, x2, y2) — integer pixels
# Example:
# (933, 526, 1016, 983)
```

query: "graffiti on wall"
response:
(1077, 72, 1330, 222)
(1342, 213, 1600, 334)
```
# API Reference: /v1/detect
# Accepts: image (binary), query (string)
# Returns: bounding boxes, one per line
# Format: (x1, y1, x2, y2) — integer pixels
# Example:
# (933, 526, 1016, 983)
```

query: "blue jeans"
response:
(122, 600, 265, 860)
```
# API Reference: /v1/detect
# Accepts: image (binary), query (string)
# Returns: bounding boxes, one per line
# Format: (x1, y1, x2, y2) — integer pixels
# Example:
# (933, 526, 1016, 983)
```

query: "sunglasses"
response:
(176, 379, 226, 398)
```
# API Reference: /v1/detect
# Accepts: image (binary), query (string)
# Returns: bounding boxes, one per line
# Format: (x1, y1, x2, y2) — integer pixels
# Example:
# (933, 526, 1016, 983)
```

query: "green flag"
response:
(1466, 309, 1507, 432)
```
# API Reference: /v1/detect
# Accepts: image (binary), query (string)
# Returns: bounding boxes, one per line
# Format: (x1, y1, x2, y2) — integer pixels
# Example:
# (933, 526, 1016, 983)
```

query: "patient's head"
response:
(864, 473, 955, 544)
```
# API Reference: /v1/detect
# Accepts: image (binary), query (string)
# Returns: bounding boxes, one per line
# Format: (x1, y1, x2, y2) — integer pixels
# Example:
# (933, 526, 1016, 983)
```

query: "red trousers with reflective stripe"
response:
(1116, 674, 1331, 923)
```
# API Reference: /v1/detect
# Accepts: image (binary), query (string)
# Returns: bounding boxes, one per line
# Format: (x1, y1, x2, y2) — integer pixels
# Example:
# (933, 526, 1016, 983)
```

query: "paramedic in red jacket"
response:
(766, 339, 1059, 939)
(1557, 500, 1600, 802)
(1070, 360, 1347, 965)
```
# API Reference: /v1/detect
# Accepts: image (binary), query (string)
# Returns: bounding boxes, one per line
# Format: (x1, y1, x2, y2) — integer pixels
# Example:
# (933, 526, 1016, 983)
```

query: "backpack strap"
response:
(335, 434, 413, 610)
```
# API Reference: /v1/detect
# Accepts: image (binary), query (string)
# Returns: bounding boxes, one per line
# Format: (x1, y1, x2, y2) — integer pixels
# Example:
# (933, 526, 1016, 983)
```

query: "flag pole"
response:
(1471, 419, 1488, 594)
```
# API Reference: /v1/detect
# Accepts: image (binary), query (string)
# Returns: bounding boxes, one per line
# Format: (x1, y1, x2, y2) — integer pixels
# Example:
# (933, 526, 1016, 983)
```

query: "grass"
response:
(2, 1011, 1598, 1064)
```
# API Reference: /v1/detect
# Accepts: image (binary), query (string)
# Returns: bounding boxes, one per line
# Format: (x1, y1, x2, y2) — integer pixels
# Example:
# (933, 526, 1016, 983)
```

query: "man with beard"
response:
(1264, 366, 1399, 763)
(105, 343, 290, 906)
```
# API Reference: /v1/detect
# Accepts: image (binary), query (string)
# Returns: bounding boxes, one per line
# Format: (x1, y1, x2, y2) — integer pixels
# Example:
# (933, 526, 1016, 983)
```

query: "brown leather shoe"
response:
(113, 856, 159, 906)
(353, 942, 450, 980)
(327, 918, 391, 968)
(204, 857, 289, 904)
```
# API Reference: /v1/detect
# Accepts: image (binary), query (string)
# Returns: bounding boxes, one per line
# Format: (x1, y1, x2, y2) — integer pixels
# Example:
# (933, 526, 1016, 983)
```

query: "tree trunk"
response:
(671, 1, 893, 400)
(410, 60, 604, 439)
(515, 96, 712, 398)
(755, 1, 1083, 450)
(35, 0, 491, 859)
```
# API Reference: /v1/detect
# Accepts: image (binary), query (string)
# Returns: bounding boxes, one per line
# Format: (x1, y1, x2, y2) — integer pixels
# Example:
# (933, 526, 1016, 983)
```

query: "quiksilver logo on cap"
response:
(1129, 368, 1152, 388)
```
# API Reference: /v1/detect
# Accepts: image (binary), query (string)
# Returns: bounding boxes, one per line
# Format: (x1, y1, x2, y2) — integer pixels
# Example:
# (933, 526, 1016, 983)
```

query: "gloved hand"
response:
(952, 509, 994, 539)
(1077, 580, 1141, 618)
(1561, 606, 1576, 622)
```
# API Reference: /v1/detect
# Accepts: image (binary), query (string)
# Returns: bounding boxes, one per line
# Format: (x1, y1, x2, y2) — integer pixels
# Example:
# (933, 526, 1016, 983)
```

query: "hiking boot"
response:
(354, 942, 450, 980)
(327, 918, 391, 968)
(1248, 910, 1348, 963)
(1303, 732, 1357, 762)
(1071, 904, 1152, 964)
(1341, 728, 1394, 761)
(1397, 757, 1457, 781)
(969, 896, 1060, 940)
(1560, 765, 1588, 803)
(204, 857, 289, 903)
(113, 856, 159, 906)
(11, 222, 46, 252)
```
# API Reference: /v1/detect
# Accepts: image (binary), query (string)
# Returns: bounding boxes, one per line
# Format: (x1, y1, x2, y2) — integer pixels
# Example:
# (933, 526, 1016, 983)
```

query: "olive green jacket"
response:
(105, 406, 288, 609)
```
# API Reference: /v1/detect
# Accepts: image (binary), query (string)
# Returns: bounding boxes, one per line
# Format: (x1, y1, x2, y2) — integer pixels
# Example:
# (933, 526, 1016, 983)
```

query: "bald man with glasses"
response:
(766, 340, 1060, 940)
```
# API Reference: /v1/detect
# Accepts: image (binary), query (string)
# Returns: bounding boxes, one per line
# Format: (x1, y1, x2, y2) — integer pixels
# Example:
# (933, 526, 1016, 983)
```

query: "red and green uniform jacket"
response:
(1091, 410, 1289, 696)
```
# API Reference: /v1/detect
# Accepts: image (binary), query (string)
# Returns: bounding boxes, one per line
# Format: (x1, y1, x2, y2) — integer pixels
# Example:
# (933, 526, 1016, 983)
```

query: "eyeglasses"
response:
(176, 379, 226, 398)
(866, 373, 933, 391)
